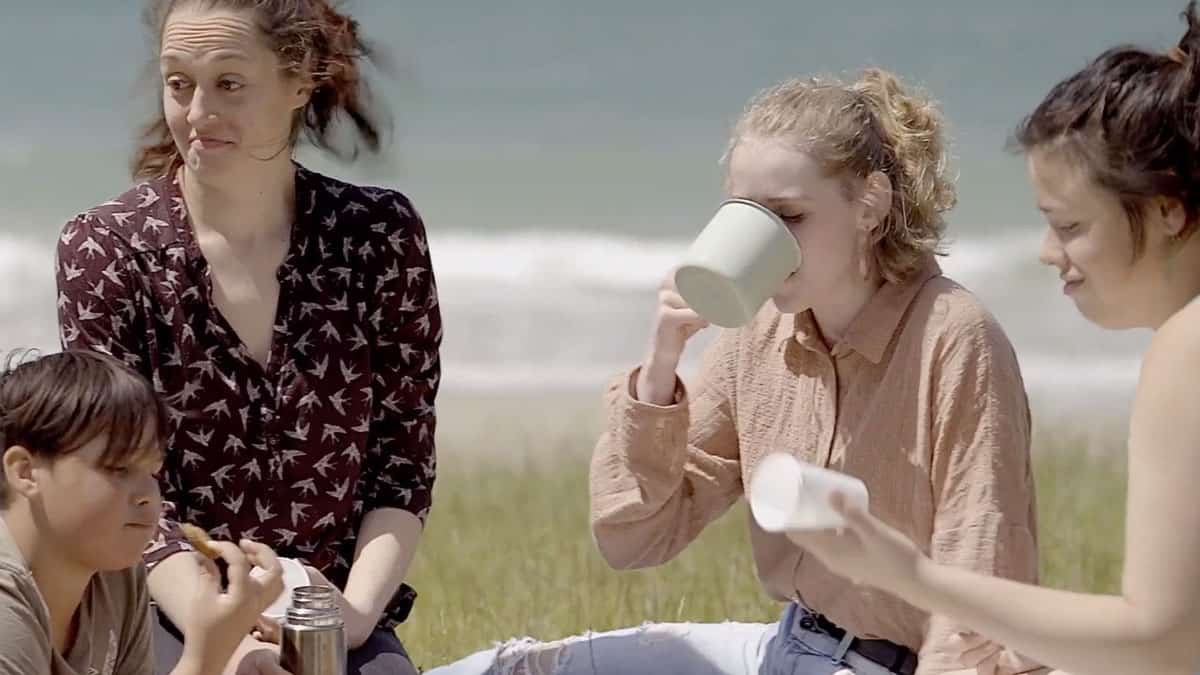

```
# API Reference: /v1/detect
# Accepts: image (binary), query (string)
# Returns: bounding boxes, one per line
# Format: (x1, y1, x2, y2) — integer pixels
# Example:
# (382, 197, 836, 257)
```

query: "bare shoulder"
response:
(1128, 298, 1200, 461)
(1142, 297, 1200, 377)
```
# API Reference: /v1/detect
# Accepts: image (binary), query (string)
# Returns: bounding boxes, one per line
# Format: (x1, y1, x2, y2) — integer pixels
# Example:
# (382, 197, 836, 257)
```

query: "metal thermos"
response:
(279, 586, 347, 675)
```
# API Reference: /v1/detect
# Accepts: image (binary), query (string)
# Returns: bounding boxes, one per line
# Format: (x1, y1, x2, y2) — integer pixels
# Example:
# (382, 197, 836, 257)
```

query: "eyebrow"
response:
(739, 196, 812, 208)
(1038, 202, 1071, 215)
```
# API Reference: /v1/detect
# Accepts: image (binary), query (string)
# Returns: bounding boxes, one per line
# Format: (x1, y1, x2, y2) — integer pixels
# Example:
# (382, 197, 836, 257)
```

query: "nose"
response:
(134, 475, 162, 510)
(186, 86, 218, 128)
(1038, 227, 1068, 271)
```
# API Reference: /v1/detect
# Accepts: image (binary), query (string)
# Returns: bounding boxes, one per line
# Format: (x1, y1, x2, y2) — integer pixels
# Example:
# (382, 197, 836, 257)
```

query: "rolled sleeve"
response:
(362, 199, 442, 522)
(589, 329, 744, 570)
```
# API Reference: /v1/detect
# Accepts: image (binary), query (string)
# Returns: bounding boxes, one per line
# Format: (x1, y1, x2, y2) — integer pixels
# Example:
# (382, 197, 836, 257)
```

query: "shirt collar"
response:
(784, 257, 941, 364)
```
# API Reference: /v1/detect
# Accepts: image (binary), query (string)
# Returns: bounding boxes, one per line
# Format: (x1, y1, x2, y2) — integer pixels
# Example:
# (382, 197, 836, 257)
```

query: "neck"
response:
(1145, 237, 1200, 330)
(180, 157, 297, 242)
(1, 504, 92, 652)
(810, 273, 885, 347)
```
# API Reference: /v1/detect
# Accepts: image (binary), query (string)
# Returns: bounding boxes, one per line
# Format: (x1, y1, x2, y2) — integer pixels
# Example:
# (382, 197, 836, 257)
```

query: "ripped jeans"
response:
(424, 603, 908, 675)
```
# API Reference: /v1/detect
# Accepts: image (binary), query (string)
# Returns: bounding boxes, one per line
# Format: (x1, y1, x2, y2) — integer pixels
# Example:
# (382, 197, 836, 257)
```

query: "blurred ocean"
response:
(2, 0, 1176, 420)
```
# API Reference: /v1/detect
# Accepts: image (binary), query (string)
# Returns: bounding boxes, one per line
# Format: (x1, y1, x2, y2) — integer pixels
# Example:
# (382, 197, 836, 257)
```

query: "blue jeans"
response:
(424, 604, 904, 675)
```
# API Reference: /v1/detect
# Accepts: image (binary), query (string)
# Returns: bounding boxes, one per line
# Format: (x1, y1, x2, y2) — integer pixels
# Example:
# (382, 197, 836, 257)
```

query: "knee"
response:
(428, 637, 572, 675)
(348, 630, 419, 675)
(488, 636, 588, 675)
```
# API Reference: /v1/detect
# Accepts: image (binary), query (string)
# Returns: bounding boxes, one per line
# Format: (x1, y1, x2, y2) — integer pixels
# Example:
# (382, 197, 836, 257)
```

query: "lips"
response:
(190, 137, 232, 149)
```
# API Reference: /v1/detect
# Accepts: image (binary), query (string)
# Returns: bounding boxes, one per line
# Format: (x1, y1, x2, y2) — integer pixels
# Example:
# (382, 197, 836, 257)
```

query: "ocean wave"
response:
(0, 230, 1147, 403)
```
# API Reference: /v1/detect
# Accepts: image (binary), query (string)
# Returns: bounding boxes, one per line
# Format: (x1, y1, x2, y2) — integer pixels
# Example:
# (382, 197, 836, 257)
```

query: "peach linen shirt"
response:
(590, 261, 1045, 675)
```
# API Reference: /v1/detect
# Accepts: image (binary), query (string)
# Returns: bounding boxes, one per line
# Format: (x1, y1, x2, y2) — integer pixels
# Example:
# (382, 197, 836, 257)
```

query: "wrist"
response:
(177, 634, 243, 675)
(636, 354, 680, 404)
(897, 554, 939, 599)
(343, 602, 376, 648)
(643, 341, 682, 373)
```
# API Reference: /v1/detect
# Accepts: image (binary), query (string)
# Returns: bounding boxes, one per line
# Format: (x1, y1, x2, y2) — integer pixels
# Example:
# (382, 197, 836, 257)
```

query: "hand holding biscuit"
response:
(174, 527, 286, 675)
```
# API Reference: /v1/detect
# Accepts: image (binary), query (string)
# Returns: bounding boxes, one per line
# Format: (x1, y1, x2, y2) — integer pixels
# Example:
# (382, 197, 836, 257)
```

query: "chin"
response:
(85, 550, 145, 573)
(1075, 299, 1139, 331)
(770, 293, 809, 315)
(92, 532, 156, 571)
(184, 150, 239, 175)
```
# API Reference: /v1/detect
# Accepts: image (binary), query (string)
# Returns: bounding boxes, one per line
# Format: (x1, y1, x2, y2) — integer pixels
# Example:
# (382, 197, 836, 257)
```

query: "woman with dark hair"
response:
(54, 2, 441, 674)
(789, 4, 1200, 675)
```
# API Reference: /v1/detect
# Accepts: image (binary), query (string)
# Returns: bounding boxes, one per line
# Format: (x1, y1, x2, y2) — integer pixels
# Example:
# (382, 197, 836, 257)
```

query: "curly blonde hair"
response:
(725, 68, 957, 283)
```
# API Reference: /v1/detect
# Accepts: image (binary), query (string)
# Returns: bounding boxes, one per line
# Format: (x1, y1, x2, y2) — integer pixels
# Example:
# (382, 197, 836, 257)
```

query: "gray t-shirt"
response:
(0, 517, 152, 675)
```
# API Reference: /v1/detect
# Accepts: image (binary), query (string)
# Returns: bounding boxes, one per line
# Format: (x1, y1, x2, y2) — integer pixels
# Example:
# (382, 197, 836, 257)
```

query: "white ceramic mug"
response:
(674, 199, 802, 328)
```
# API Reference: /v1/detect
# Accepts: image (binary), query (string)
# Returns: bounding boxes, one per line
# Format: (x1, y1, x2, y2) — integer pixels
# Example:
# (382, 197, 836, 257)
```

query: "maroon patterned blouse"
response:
(55, 164, 441, 628)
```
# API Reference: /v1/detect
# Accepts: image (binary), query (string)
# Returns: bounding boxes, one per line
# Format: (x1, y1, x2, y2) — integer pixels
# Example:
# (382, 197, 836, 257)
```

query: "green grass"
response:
(397, 418, 1128, 669)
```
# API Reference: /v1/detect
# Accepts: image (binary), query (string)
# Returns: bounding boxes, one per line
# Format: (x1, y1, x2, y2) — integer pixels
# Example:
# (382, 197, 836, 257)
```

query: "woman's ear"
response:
(289, 74, 315, 112)
(858, 171, 893, 234)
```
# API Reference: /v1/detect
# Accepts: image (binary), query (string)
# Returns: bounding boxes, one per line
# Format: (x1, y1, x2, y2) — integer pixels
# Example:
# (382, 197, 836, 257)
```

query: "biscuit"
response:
(181, 523, 220, 560)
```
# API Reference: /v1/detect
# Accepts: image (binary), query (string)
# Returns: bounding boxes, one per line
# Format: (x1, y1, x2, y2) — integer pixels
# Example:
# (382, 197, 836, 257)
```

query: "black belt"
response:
(800, 612, 918, 675)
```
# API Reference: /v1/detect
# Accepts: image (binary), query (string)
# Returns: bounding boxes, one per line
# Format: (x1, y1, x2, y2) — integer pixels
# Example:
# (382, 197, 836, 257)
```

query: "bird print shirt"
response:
(54, 164, 441, 629)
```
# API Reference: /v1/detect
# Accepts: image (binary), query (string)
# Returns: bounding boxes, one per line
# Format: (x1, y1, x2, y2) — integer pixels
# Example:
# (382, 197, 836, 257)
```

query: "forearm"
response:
(903, 559, 1197, 675)
(636, 349, 683, 405)
(168, 643, 235, 675)
(166, 660, 206, 675)
(341, 508, 423, 644)
(164, 626, 272, 675)
(146, 552, 209, 629)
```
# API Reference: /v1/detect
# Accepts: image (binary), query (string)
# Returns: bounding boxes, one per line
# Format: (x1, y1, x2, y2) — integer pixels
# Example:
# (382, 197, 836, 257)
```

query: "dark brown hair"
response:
(133, 0, 387, 180)
(0, 350, 167, 502)
(1013, 1, 1200, 256)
